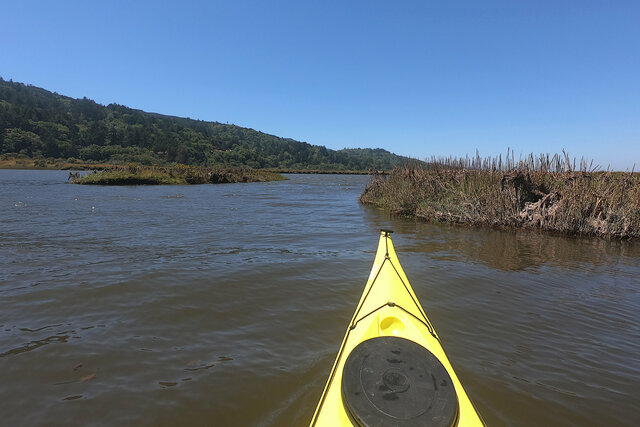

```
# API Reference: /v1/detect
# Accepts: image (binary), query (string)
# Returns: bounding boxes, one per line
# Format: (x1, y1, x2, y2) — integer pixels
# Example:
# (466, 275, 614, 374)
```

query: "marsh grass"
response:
(361, 152, 640, 239)
(72, 164, 286, 185)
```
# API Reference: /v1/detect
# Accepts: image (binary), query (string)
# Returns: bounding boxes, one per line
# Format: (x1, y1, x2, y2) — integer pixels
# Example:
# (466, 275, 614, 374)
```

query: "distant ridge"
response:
(0, 78, 412, 170)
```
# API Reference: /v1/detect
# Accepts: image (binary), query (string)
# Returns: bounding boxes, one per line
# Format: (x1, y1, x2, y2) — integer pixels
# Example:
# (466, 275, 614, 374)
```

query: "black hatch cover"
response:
(341, 336, 459, 427)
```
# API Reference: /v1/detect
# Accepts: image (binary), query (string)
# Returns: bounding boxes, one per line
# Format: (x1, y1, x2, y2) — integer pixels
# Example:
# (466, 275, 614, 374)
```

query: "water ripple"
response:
(0, 171, 639, 426)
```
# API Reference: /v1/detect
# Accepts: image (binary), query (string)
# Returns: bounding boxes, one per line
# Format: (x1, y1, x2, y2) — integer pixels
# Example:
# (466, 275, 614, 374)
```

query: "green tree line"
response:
(0, 78, 411, 170)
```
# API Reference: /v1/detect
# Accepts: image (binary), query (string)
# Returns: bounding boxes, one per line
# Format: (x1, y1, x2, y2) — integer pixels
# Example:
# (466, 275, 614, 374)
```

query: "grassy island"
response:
(360, 154, 640, 239)
(71, 164, 286, 185)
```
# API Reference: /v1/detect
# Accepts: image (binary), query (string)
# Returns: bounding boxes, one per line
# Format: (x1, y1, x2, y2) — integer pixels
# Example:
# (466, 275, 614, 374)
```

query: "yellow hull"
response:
(310, 230, 484, 426)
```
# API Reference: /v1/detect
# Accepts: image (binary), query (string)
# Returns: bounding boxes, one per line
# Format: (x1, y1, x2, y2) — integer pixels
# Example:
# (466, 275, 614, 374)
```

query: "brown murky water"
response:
(1, 170, 639, 426)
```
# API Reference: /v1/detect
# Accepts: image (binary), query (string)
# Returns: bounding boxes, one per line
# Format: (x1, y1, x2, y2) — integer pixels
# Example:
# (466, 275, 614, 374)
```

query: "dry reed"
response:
(360, 152, 640, 239)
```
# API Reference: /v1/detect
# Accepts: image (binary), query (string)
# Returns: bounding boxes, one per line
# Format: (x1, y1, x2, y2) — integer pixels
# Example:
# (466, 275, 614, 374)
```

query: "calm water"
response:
(1, 170, 639, 426)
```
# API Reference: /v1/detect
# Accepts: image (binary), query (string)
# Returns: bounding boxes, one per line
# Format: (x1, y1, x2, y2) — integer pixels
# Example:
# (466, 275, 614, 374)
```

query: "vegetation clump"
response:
(360, 152, 640, 239)
(72, 164, 286, 185)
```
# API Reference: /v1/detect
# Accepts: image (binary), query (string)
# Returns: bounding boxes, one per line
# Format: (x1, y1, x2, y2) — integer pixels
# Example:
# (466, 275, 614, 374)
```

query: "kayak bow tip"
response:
(380, 228, 394, 236)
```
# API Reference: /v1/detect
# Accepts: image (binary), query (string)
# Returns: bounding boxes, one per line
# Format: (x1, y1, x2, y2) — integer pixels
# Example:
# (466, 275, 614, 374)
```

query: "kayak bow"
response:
(310, 230, 483, 426)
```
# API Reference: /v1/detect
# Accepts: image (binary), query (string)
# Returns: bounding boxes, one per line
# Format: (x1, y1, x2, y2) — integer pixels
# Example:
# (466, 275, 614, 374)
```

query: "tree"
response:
(3, 128, 42, 155)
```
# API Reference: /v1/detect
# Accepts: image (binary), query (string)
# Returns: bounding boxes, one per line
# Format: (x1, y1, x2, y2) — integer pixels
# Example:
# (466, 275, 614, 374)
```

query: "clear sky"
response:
(2, 0, 639, 169)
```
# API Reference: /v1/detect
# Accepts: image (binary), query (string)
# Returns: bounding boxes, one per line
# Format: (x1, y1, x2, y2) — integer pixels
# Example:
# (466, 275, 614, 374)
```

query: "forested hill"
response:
(0, 78, 411, 170)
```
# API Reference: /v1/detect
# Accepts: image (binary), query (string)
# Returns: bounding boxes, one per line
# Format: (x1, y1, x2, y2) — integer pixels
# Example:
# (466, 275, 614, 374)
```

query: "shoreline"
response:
(360, 166, 640, 240)
(0, 156, 385, 175)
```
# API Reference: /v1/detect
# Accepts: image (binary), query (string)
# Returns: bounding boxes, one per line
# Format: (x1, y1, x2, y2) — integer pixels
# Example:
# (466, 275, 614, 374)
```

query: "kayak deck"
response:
(310, 230, 483, 426)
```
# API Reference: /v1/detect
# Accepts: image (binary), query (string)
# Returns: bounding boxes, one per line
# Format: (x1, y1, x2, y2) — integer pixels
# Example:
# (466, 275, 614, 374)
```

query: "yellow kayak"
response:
(310, 230, 484, 426)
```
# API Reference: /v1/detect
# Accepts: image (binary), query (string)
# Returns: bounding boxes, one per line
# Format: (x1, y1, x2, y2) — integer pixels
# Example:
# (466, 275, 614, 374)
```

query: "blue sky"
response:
(2, 0, 639, 169)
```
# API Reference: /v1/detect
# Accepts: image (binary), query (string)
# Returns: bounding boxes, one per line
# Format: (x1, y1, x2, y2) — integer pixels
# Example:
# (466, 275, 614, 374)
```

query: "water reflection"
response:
(363, 207, 640, 271)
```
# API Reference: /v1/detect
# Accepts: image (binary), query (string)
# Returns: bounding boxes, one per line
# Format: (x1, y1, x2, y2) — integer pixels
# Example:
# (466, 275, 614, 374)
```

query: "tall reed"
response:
(360, 152, 640, 239)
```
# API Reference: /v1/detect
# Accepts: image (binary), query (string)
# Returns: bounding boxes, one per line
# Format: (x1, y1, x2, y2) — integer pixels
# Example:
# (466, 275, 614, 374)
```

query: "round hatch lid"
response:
(341, 336, 458, 427)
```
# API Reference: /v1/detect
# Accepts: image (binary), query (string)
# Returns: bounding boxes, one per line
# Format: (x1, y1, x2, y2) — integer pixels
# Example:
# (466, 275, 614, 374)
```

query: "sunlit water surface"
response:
(1, 170, 639, 426)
